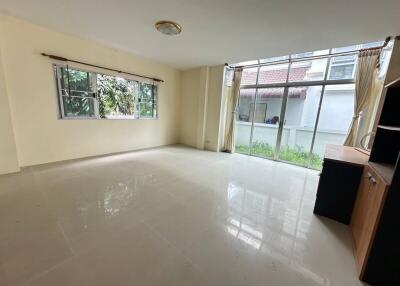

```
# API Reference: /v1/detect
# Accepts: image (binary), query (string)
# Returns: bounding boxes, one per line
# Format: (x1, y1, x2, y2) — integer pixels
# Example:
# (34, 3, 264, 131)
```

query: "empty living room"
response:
(1, 1, 400, 285)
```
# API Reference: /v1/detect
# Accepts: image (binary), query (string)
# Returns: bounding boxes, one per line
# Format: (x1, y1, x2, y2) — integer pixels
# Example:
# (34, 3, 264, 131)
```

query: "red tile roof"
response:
(240, 64, 310, 99)
(241, 65, 310, 85)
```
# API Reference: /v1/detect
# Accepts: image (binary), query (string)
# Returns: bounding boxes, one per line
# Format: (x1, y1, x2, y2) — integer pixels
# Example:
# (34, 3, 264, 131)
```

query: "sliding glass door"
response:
(235, 88, 255, 155)
(278, 86, 323, 167)
(250, 88, 285, 159)
(233, 51, 358, 169)
(311, 84, 356, 165)
(230, 41, 393, 169)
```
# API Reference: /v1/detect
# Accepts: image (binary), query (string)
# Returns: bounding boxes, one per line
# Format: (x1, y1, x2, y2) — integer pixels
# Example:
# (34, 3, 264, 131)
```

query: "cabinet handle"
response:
(366, 172, 377, 187)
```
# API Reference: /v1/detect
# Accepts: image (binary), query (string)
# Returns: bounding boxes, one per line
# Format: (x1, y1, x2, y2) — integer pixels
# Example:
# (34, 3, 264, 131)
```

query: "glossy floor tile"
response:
(0, 145, 366, 286)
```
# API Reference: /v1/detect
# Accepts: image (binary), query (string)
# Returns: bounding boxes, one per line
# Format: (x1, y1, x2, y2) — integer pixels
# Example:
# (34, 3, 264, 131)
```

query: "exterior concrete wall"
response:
(236, 122, 347, 156)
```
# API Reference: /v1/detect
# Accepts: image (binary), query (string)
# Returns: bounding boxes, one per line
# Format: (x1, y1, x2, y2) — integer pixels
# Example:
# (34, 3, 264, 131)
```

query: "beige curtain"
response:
(222, 68, 243, 153)
(357, 70, 384, 147)
(344, 49, 381, 146)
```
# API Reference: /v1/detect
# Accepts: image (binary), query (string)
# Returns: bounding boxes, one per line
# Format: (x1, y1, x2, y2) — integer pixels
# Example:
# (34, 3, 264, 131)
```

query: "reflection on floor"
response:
(0, 145, 364, 286)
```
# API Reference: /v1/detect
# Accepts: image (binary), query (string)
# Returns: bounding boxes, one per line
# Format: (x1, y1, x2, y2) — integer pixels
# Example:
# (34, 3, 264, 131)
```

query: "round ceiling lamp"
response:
(155, 20, 182, 36)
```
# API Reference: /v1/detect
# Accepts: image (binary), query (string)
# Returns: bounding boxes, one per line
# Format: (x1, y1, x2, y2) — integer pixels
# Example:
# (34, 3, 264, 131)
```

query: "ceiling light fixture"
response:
(155, 20, 182, 36)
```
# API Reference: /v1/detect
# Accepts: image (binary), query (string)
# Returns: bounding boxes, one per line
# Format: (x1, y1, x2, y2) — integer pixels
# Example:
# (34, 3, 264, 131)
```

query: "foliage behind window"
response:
(54, 65, 158, 119)
(97, 75, 138, 119)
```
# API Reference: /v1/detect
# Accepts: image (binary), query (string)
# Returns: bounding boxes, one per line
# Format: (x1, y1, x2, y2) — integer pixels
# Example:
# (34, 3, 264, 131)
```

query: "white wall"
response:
(179, 65, 224, 152)
(179, 67, 210, 149)
(0, 16, 19, 174)
(0, 15, 227, 174)
(180, 68, 202, 147)
(0, 15, 181, 168)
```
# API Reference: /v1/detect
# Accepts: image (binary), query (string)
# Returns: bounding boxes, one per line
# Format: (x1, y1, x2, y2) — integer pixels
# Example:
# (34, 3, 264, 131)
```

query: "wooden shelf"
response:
(378, 125, 400, 131)
(384, 75, 400, 88)
(369, 162, 396, 184)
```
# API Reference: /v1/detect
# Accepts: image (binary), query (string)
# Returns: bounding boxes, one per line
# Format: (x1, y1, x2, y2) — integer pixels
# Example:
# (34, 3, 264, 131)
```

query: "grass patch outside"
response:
(236, 141, 323, 169)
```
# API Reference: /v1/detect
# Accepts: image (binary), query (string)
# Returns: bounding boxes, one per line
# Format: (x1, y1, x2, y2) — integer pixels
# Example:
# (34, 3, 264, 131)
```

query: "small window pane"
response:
(258, 63, 289, 84)
(62, 96, 96, 117)
(97, 75, 138, 119)
(140, 83, 156, 100)
(332, 45, 358, 53)
(328, 55, 357, 80)
(237, 88, 255, 122)
(60, 67, 96, 95)
(291, 49, 329, 59)
(138, 83, 157, 118)
(241, 68, 258, 85)
(361, 41, 383, 49)
(139, 101, 156, 118)
(233, 60, 258, 67)
(260, 55, 289, 63)
(289, 58, 328, 82)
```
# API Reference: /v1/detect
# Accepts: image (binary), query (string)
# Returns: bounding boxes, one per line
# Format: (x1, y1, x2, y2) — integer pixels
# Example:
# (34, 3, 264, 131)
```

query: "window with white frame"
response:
(54, 65, 158, 119)
(328, 55, 357, 80)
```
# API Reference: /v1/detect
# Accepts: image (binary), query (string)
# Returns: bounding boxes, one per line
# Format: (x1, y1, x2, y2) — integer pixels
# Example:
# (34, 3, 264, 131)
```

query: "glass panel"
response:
(361, 41, 383, 49)
(241, 67, 258, 86)
(60, 67, 96, 97)
(260, 55, 289, 63)
(332, 45, 357, 53)
(250, 102, 267, 123)
(140, 83, 156, 100)
(289, 58, 328, 82)
(62, 96, 96, 117)
(278, 86, 323, 167)
(311, 84, 355, 169)
(291, 49, 329, 59)
(258, 63, 289, 84)
(235, 89, 255, 154)
(250, 87, 284, 159)
(328, 55, 357, 80)
(139, 101, 155, 118)
(138, 83, 157, 118)
(97, 75, 138, 119)
(233, 60, 258, 67)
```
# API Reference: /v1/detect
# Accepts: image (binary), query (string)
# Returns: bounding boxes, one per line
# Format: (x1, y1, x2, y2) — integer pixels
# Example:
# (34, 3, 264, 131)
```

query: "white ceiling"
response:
(1, 0, 399, 70)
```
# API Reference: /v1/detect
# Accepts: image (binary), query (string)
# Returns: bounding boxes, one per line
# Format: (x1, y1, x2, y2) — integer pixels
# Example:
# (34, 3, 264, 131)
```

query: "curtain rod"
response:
(225, 36, 393, 70)
(41, 53, 164, 83)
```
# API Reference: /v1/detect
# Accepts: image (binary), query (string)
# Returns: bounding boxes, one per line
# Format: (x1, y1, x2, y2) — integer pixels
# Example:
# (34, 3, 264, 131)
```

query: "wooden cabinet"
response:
(351, 165, 388, 278)
(356, 79, 400, 285)
(314, 81, 400, 285)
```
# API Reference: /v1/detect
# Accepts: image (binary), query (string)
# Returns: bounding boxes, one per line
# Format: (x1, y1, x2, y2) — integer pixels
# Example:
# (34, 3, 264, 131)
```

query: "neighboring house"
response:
(236, 55, 356, 156)
(232, 42, 391, 160)
(238, 59, 355, 131)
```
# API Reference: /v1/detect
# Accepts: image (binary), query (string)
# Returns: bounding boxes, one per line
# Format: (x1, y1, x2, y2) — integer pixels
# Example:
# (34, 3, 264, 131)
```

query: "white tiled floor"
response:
(0, 145, 365, 286)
